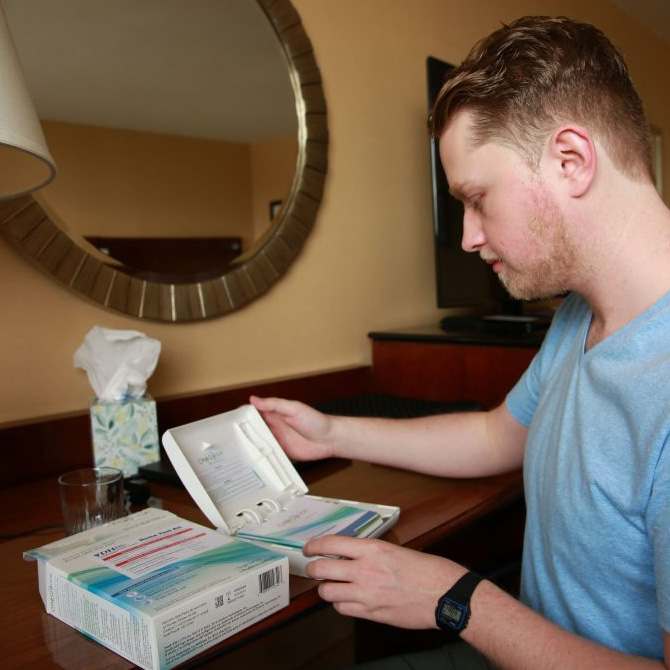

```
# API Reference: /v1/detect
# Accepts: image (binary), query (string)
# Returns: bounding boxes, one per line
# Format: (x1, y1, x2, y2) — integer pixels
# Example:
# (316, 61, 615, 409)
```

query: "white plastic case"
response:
(162, 405, 400, 576)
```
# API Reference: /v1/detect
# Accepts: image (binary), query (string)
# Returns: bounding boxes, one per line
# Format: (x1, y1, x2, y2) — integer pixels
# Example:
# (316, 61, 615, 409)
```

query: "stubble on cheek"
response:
(498, 188, 577, 301)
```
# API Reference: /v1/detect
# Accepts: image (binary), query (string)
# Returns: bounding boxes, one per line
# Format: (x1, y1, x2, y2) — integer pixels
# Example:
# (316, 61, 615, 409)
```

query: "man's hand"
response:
(250, 396, 337, 461)
(303, 535, 466, 629)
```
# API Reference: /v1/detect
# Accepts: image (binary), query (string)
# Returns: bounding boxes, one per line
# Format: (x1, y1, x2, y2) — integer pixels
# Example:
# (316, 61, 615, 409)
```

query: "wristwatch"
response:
(435, 571, 484, 634)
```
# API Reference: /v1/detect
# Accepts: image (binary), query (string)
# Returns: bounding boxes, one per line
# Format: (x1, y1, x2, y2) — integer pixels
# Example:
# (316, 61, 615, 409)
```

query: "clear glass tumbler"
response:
(58, 467, 125, 535)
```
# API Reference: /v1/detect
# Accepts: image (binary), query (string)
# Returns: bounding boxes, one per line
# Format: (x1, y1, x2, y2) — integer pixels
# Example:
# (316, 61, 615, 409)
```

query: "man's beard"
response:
(497, 188, 577, 301)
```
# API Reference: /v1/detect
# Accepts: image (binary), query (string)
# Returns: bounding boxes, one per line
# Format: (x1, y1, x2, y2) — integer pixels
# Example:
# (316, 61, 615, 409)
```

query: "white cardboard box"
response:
(24, 508, 289, 670)
(162, 405, 400, 576)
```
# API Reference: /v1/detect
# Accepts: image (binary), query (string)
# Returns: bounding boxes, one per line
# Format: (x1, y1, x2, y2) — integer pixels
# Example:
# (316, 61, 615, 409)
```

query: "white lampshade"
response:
(0, 6, 55, 199)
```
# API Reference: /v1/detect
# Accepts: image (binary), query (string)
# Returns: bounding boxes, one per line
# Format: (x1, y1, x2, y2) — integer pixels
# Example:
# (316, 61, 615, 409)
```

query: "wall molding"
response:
(0, 366, 373, 488)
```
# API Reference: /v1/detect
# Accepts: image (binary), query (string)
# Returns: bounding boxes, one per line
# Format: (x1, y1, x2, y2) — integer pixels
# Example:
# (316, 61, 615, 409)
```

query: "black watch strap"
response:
(435, 570, 484, 634)
(448, 570, 484, 602)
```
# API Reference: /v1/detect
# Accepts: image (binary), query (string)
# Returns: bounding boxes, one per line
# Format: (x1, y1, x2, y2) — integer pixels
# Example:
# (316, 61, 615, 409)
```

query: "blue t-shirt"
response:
(506, 291, 670, 659)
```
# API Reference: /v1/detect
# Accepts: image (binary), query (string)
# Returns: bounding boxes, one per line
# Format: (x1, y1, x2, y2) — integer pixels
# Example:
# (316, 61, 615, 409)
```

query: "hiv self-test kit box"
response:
(162, 404, 400, 576)
(24, 508, 288, 670)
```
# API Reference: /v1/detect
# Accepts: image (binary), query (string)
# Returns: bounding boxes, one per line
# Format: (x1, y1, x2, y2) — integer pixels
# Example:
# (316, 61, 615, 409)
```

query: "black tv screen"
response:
(427, 55, 521, 315)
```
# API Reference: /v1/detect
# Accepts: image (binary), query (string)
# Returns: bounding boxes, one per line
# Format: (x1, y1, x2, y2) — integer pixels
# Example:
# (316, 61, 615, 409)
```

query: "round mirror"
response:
(0, 0, 327, 322)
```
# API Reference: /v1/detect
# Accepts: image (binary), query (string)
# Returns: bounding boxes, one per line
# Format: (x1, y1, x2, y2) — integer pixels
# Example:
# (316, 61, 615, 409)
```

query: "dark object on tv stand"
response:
(440, 313, 552, 337)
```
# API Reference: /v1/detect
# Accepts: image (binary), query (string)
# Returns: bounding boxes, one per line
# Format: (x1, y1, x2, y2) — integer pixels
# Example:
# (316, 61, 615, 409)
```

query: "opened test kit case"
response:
(24, 508, 288, 670)
(162, 405, 400, 576)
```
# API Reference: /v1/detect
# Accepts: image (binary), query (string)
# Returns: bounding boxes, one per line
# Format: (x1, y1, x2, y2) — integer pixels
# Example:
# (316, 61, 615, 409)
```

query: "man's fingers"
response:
(304, 535, 376, 560)
(317, 580, 360, 604)
(316, 581, 389, 624)
(306, 555, 356, 582)
(332, 601, 377, 620)
(250, 396, 311, 432)
(249, 395, 295, 416)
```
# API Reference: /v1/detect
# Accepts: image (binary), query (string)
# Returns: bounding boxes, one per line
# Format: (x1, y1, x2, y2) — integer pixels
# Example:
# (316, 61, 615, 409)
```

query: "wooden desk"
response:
(1, 460, 522, 670)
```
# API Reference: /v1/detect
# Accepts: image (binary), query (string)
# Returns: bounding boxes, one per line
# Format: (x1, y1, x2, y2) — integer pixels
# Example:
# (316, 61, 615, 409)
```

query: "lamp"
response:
(0, 6, 55, 200)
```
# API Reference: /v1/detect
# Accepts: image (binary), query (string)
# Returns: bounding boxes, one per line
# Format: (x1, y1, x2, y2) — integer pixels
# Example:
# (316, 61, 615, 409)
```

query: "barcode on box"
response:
(258, 565, 283, 593)
(215, 594, 225, 608)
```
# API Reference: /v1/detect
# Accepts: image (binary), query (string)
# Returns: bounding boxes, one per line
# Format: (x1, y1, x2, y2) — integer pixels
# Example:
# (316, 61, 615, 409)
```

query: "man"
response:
(252, 16, 670, 669)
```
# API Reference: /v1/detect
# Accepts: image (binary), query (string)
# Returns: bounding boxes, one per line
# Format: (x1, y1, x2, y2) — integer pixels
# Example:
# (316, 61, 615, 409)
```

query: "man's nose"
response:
(461, 210, 486, 252)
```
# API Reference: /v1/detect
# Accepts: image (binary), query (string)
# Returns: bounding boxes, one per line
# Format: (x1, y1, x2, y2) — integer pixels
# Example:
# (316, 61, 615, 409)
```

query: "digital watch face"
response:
(437, 597, 467, 630)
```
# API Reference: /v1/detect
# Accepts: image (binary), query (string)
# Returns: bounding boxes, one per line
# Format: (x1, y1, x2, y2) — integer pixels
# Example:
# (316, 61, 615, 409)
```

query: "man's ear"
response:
(547, 125, 596, 197)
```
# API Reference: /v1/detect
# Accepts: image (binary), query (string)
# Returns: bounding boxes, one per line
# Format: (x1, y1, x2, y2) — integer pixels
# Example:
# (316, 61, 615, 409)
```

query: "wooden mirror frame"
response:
(0, 0, 327, 322)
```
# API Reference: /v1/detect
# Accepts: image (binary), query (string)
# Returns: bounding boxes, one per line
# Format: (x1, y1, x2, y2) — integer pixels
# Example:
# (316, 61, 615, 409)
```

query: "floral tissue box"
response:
(89, 395, 160, 477)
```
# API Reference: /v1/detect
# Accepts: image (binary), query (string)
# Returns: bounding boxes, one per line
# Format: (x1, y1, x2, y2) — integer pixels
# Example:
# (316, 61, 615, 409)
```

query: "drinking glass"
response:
(58, 467, 125, 535)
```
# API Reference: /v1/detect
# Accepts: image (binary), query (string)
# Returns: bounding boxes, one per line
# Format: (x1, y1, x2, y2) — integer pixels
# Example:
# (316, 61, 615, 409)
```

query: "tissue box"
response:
(90, 395, 160, 477)
(24, 508, 289, 670)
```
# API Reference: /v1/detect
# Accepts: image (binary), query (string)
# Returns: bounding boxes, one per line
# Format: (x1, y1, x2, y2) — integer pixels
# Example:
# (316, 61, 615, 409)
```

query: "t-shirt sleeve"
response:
(505, 318, 563, 428)
(505, 293, 588, 428)
(647, 436, 670, 633)
(505, 352, 542, 427)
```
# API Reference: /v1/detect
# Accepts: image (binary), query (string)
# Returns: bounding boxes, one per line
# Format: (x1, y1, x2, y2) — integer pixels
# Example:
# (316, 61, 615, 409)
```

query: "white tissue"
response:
(74, 327, 161, 401)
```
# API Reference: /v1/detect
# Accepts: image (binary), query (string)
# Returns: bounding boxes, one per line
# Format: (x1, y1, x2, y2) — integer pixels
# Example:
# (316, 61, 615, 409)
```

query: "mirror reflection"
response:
(2, 0, 299, 281)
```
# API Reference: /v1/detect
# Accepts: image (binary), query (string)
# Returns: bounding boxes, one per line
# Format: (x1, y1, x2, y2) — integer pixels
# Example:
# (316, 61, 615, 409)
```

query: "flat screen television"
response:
(427, 56, 525, 327)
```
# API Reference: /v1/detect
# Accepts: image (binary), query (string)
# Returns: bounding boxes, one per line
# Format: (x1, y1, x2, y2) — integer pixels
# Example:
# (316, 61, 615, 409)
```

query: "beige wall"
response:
(37, 121, 254, 240)
(250, 135, 298, 241)
(2, 0, 670, 425)
(34, 123, 298, 254)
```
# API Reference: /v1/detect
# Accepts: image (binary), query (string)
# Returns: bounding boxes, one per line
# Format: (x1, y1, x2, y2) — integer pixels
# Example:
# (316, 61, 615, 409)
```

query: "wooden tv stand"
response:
(369, 324, 542, 409)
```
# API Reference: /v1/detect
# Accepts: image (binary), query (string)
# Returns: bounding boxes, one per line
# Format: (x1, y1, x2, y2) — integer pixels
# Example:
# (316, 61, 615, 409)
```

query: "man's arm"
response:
(466, 581, 670, 669)
(304, 535, 670, 670)
(250, 396, 527, 478)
